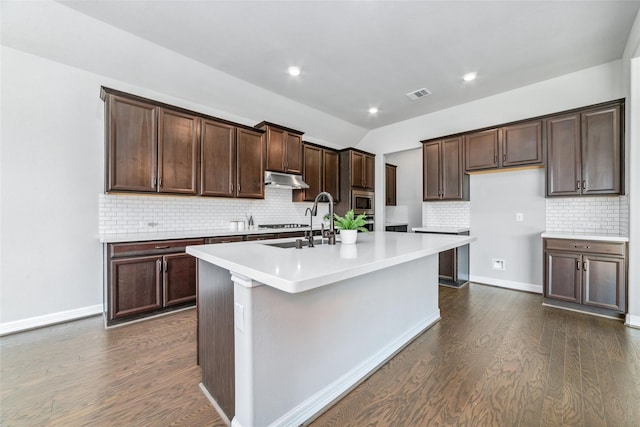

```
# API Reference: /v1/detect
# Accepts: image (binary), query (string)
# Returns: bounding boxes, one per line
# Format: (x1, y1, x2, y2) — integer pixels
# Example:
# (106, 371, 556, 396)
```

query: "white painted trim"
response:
(626, 314, 640, 329)
(199, 383, 231, 427)
(265, 310, 441, 427)
(0, 304, 103, 336)
(470, 275, 542, 294)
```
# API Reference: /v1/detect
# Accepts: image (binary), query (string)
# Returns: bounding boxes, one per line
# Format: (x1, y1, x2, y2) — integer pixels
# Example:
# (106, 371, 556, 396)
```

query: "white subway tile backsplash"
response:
(422, 201, 470, 228)
(545, 196, 628, 236)
(99, 187, 329, 234)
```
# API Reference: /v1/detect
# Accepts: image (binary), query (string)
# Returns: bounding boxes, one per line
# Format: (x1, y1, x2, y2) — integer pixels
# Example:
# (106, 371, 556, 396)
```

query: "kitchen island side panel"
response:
(232, 255, 439, 427)
(198, 260, 235, 420)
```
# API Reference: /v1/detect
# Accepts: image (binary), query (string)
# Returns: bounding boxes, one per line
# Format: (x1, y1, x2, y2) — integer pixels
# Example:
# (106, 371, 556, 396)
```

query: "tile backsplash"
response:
(545, 196, 629, 236)
(422, 201, 471, 228)
(99, 187, 329, 234)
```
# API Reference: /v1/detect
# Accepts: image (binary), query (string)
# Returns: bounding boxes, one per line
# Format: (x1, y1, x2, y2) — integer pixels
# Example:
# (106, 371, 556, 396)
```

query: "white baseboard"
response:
(470, 275, 542, 294)
(0, 304, 103, 336)
(626, 314, 640, 329)
(264, 310, 441, 427)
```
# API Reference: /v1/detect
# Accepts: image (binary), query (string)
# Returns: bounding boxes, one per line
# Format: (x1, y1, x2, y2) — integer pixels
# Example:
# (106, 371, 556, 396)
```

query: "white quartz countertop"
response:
(98, 225, 322, 243)
(412, 226, 470, 234)
(541, 232, 629, 242)
(187, 231, 476, 294)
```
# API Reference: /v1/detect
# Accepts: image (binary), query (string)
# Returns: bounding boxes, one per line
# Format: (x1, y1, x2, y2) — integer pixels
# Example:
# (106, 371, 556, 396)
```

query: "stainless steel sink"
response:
(264, 239, 323, 249)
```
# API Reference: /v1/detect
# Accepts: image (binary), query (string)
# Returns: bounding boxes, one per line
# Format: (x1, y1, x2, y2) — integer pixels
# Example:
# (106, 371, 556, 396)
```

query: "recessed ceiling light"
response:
(463, 72, 477, 82)
(288, 66, 301, 76)
(368, 107, 378, 114)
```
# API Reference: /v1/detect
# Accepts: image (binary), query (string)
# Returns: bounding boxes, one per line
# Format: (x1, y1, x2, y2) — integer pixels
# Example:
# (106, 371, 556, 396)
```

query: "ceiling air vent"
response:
(406, 88, 431, 101)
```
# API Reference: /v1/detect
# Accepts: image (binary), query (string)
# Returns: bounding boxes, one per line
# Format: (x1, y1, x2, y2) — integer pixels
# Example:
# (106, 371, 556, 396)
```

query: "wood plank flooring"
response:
(2, 284, 639, 426)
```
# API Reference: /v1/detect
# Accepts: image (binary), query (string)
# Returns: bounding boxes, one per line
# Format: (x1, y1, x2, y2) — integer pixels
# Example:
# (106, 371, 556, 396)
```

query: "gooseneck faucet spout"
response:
(312, 192, 336, 245)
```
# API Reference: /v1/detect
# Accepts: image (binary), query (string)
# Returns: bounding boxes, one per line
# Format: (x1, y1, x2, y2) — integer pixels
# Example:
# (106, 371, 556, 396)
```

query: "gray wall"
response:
(385, 148, 422, 230)
(469, 168, 546, 290)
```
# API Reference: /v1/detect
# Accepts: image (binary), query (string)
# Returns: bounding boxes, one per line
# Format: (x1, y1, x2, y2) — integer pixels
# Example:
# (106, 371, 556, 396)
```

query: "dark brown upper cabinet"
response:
(323, 150, 340, 201)
(157, 108, 199, 194)
(385, 163, 397, 206)
(502, 120, 543, 167)
(201, 121, 265, 199)
(464, 121, 542, 172)
(293, 143, 340, 202)
(255, 122, 303, 174)
(105, 94, 199, 194)
(102, 87, 266, 199)
(349, 150, 375, 190)
(464, 129, 499, 171)
(546, 102, 622, 197)
(236, 128, 266, 199)
(422, 137, 468, 201)
(105, 95, 158, 192)
(200, 119, 236, 197)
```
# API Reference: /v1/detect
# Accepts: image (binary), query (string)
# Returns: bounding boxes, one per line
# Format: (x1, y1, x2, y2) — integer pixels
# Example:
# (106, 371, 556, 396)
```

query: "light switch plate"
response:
(516, 213, 524, 222)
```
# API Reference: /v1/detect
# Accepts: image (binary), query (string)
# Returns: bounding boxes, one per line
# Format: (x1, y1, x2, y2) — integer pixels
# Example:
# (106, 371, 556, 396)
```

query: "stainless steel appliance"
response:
(351, 190, 374, 216)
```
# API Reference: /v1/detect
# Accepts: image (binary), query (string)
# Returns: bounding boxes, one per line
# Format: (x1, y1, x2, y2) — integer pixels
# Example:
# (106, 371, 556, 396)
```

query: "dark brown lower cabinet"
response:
(107, 238, 204, 325)
(438, 249, 456, 281)
(544, 238, 627, 317)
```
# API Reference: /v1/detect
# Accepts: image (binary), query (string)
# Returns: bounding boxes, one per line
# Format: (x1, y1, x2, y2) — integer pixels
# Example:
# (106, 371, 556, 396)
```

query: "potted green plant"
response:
(333, 210, 368, 244)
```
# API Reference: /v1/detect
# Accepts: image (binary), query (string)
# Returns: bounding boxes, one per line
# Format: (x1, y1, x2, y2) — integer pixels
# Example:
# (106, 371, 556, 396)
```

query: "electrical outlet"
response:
(492, 258, 506, 270)
(516, 213, 523, 222)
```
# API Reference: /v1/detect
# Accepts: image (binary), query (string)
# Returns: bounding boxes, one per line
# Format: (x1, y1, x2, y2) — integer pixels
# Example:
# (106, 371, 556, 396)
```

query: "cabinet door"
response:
(546, 114, 581, 196)
(265, 127, 286, 172)
(106, 95, 157, 192)
(441, 137, 464, 200)
(236, 128, 265, 198)
(465, 129, 499, 171)
(351, 152, 365, 188)
(323, 150, 340, 202)
(502, 121, 542, 167)
(201, 120, 236, 197)
(545, 252, 581, 303)
(423, 141, 441, 201)
(285, 133, 303, 174)
(110, 255, 162, 320)
(364, 155, 375, 190)
(385, 164, 396, 206)
(582, 255, 625, 312)
(581, 105, 621, 195)
(302, 145, 323, 202)
(157, 109, 199, 194)
(163, 253, 198, 307)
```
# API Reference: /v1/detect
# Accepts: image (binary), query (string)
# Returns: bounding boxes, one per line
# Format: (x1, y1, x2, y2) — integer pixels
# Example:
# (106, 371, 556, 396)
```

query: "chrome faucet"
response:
(311, 192, 336, 245)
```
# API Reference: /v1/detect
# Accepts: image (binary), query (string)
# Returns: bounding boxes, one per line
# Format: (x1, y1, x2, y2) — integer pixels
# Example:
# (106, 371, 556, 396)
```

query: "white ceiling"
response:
(57, 1, 640, 130)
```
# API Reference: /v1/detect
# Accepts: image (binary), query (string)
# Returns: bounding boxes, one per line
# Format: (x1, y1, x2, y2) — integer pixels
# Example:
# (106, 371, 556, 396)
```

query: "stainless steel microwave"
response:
(351, 190, 375, 215)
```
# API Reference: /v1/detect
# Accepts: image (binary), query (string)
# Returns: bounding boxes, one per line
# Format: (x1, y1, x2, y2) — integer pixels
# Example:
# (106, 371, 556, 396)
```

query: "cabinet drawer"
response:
(544, 239, 625, 256)
(206, 236, 245, 244)
(110, 238, 205, 257)
(246, 234, 277, 241)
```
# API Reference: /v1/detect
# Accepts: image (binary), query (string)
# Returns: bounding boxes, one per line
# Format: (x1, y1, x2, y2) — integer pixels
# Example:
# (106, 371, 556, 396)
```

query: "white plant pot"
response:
(340, 229, 358, 244)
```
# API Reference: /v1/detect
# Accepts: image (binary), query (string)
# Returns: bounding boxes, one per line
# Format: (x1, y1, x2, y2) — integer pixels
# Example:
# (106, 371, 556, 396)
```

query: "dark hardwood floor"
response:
(2, 284, 639, 426)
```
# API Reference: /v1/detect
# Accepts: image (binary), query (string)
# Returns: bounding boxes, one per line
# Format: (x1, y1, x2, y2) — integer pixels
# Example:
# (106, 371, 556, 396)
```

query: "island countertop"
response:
(187, 231, 476, 294)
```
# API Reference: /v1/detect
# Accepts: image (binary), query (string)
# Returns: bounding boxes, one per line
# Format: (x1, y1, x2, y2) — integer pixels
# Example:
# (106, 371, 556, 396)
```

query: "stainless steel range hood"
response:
(264, 171, 309, 189)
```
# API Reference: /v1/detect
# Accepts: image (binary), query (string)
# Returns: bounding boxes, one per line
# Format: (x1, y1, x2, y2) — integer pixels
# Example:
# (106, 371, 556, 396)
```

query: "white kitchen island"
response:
(187, 231, 476, 427)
